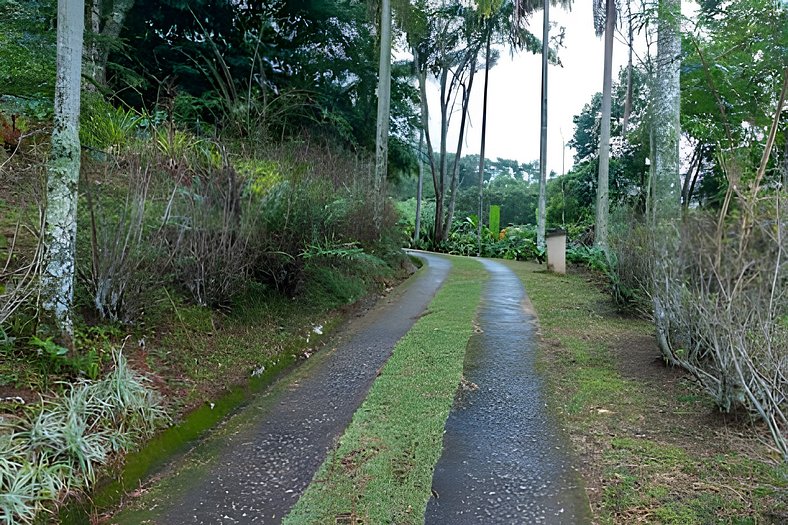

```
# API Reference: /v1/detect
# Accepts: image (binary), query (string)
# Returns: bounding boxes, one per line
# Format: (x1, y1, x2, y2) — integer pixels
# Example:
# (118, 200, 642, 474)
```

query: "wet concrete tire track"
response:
(112, 253, 450, 525)
(425, 258, 592, 524)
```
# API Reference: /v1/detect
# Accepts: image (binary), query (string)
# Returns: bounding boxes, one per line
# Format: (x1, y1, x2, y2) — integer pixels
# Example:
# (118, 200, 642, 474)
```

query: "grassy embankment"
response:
(505, 260, 786, 524)
(284, 256, 486, 525)
(0, 194, 399, 413)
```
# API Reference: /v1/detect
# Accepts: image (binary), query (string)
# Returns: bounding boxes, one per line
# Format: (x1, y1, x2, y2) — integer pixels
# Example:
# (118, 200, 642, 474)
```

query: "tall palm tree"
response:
(537, 0, 549, 249)
(594, 0, 616, 250)
(373, 0, 393, 233)
(477, 25, 493, 255)
(621, 0, 634, 133)
(516, 0, 572, 249)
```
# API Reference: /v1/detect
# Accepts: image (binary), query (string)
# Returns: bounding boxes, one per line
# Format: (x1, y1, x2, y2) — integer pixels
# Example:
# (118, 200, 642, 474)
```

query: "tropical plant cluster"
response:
(0, 351, 167, 523)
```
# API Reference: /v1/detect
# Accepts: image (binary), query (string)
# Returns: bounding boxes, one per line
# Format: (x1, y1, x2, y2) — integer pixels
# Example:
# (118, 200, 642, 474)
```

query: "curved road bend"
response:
(425, 258, 591, 524)
(111, 252, 451, 525)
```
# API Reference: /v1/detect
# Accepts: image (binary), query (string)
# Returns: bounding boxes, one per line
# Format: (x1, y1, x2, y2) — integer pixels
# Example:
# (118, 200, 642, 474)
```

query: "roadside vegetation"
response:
(1, 113, 409, 522)
(284, 257, 486, 525)
(506, 260, 786, 524)
(2, 1, 413, 521)
(1, 0, 786, 522)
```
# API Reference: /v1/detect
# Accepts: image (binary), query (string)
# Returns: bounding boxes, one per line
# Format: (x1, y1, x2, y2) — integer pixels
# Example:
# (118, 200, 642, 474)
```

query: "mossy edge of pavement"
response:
(283, 255, 486, 525)
(504, 260, 786, 525)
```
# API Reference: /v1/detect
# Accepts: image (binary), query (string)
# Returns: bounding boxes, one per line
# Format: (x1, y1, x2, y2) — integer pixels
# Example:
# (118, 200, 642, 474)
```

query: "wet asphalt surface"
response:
(115, 253, 450, 525)
(425, 258, 591, 524)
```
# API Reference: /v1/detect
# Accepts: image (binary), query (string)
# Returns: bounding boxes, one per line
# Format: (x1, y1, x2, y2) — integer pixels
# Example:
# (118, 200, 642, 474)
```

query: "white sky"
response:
(424, 3, 643, 176)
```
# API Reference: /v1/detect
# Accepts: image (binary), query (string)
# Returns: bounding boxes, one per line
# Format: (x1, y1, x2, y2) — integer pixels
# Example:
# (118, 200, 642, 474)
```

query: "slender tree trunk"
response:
(85, 0, 135, 87)
(681, 143, 701, 210)
(622, 0, 634, 133)
(684, 145, 704, 211)
(478, 29, 492, 256)
(414, 49, 438, 202)
(414, 128, 424, 244)
(595, 0, 616, 250)
(443, 68, 476, 240)
(653, 0, 682, 221)
(435, 67, 449, 243)
(782, 132, 788, 189)
(652, 0, 682, 364)
(537, 0, 549, 249)
(43, 0, 85, 343)
(373, 0, 392, 233)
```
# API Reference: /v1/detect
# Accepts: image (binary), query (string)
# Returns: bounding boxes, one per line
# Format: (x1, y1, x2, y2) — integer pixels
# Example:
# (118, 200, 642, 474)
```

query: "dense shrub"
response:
(433, 218, 541, 261)
(78, 150, 168, 323)
(249, 142, 392, 295)
(609, 198, 788, 459)
(166, 162, 256, 308)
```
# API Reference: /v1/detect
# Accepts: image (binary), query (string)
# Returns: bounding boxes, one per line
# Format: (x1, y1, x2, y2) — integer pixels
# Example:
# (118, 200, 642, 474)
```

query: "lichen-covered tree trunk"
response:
(42, 0, 84, 342)
(653, 0, 682, 221)
(595, 0, 616, 250)
(373, 0, 392, 234)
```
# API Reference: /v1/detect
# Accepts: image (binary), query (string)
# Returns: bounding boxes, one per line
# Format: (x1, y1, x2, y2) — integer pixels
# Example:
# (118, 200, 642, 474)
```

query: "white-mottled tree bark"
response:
(653, 0, 682, 221)
(373, 0, 392, 233)
(43, 0, 84, 342)
(537, 0, 549, 250)
(595, 0, 616, 250)
(652, 0, 682, 364)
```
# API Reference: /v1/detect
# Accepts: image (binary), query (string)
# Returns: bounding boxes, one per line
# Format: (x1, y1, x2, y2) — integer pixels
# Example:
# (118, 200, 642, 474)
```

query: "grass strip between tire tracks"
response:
(284, 256, 486, 525)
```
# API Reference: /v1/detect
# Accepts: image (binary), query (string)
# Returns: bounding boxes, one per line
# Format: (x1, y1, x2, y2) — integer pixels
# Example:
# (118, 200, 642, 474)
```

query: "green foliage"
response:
(81, 100, 144, 153)
(250, 143, 391, 296)
(566, 245, 609, 273)
(0, 351, 167, 524)
(488, 204, 500, 238)
(682, 0, 788, 205)
(299, 241, 365, 262)
(28, 336, 103, 381)
(395, 198, 436, 244)
(0, 0, 56, 97)
(437, 219, 541, 261)
(302, 265, 368, 308)
(115, 0, 419, 169)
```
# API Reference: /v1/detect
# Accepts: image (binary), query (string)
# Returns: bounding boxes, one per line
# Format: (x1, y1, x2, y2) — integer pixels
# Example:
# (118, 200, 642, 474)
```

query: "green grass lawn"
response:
(504, 260, 786, 525)
(284, 256, 486, 525)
